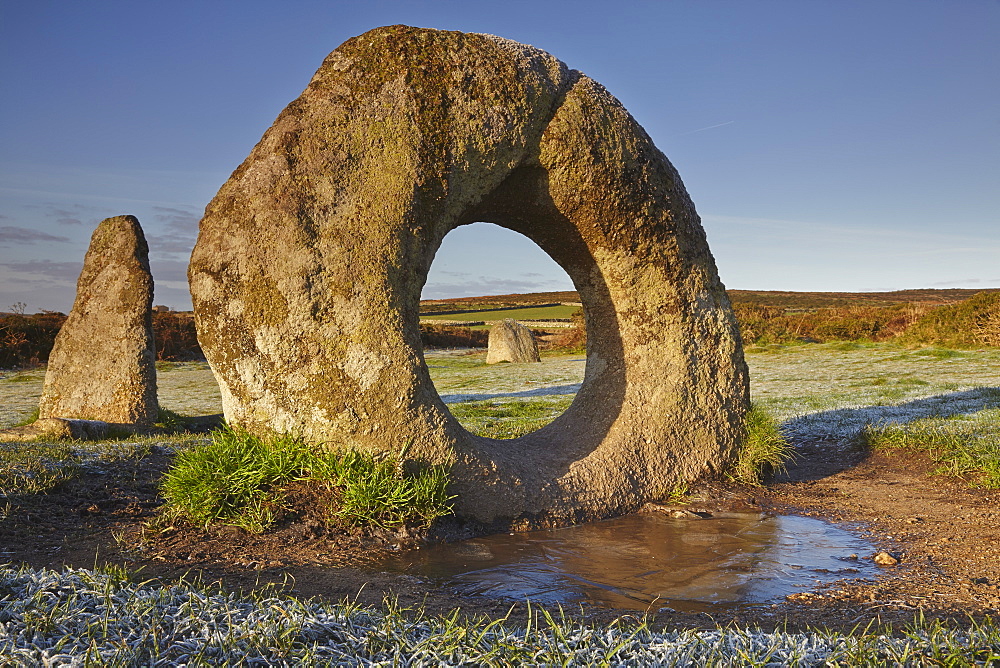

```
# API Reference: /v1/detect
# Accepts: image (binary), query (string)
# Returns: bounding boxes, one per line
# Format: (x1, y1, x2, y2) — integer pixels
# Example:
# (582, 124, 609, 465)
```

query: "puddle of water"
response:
(379, 513, 876, 612)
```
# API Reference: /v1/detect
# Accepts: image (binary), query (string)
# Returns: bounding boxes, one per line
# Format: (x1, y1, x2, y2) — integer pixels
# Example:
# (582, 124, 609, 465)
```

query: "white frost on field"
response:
(746, 345, 1000, 443)
(4, 345, 1000, 442)
(781, 387, 1000, 443)
(0, 368, 46, 427)
(0, 363, 224, 428)
(426, 350, 586, 403)
(439, 383, 581, 404)
(429, 345, 1000, 443)
(3, 564, 995, 665)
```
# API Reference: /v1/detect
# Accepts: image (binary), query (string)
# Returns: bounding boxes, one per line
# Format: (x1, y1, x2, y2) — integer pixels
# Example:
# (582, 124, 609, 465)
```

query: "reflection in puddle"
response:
(379, 513, 876, 612)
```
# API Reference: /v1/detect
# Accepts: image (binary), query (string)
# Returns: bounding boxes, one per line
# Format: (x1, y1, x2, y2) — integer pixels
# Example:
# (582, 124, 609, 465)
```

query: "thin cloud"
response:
(50, 204, 98, 226)
(0, 260, 81, 285)
(148, 258, 190, 284)
(0, 226, 70, 244)
(677, 120, 735, 136)
(53, 208, 89, 226)
(153, 206, 200, 231)
(147, 205, 201, 257)
(931, 278, 1000, 288)
(23, 203, 102, 227)
(0, 184, 206, 207)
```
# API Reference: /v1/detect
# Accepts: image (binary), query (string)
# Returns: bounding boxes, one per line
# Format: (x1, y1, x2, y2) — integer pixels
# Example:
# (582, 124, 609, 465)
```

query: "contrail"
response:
(678, 120, 735, 136)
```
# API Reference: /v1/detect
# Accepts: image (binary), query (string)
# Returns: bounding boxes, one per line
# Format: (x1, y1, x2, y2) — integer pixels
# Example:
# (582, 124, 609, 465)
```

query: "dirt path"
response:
(759, 440, 1000, 624)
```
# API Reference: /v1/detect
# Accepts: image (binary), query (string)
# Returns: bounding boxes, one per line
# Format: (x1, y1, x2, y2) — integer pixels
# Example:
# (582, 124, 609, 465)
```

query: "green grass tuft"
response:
(913, 347, 966, 359)
(863, 409, 1000, 487)
(728, 405, 794, 485)
(323, 448, 453, 528)
(159, 427, 454, 532)
(4, 372, 38, 383)
(159, 428, 314, 532)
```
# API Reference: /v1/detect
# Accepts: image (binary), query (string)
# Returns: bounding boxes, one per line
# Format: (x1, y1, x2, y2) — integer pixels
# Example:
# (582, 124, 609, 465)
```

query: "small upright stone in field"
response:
(486, 319, 541, 364)
(38, 215, 158, 426)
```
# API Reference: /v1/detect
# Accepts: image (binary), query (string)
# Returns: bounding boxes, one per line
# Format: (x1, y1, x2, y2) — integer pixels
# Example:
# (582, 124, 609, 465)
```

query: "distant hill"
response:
(420, 291, 581, 313)
(421, 288, 1000, 313)
(419, 287, 1000, 349)
(727, 288, 1000, 309)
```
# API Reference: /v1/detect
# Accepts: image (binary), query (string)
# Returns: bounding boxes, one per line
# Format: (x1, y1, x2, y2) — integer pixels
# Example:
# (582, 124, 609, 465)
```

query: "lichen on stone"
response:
(189, 25, 749, 526)
(39, 215, 158, 426)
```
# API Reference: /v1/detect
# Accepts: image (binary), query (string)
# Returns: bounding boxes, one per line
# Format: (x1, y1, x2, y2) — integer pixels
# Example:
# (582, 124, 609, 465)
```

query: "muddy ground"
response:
(3, 433, 999, 634)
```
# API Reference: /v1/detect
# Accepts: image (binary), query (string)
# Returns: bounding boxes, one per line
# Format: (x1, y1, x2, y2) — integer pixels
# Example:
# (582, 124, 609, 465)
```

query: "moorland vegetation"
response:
(0, 309, 201, 368)
(423, 288, 1000, 352)
(4, 288, 999, 368)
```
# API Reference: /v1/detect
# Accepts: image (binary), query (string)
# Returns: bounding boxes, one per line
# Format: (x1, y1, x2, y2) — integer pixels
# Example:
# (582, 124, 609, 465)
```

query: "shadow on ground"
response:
(775, 386, 1000, 484)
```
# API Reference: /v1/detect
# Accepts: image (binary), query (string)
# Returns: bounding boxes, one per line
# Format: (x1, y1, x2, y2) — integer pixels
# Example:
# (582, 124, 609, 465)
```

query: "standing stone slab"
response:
(39, 215, 158, 426)
(486, 319, 541, 364)
(190, 26, 749, 526)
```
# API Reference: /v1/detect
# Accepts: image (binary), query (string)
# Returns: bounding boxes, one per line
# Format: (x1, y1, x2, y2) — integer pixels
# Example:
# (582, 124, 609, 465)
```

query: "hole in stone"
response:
(420, 222, 586, 439)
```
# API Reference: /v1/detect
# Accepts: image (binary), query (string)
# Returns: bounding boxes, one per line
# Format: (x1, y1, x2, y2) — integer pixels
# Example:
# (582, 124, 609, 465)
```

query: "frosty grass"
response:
(2, 564, 999, 666)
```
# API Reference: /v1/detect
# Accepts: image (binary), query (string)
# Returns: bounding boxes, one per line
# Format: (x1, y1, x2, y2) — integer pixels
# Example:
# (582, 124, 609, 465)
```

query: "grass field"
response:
(6, 343, 1000, 661)
(5, 344, 1000, 438)
(7, 344, 1000, 481)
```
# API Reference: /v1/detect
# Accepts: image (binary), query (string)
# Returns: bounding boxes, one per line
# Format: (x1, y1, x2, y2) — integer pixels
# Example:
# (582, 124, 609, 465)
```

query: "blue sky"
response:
(1, 0, 997, 312)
